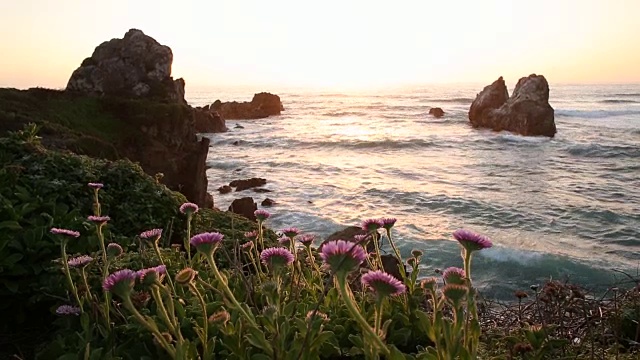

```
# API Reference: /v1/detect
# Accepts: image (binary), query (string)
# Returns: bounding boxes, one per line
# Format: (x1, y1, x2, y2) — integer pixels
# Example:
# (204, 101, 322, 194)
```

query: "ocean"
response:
(187, 83, 640, 300)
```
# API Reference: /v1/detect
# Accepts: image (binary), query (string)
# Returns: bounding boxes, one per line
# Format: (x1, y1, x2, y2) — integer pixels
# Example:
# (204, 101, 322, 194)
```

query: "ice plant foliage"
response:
(361, 218, 384, 232)
(179, 202, 199, 215)
(67, 255, 93, 268)
(56, 305, 81, 316)
(320, 240, 367, 275)
(140, 228, 163, 240)
(361, 270, 406, 297)
(254, 209, 270, 221)
(260, 247, 294, 269)
(453, 229, 493, 252)
(50, 228, 80, 238)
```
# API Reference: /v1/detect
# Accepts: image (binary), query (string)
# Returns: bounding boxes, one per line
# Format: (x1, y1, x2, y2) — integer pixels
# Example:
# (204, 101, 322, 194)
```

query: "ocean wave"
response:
(599, 99, 640, 104)
(565, 143, 640, 158)
(422, 97, 475, 104)
(555, 109, 640, 118)
(247, 137, 438, 150)
(612, 93, 640, 97)
(321, 110, 368, 117)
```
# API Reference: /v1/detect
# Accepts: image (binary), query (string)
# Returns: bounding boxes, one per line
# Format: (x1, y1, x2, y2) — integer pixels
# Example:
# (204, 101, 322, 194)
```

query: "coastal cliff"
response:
(0, 29, 217, 207)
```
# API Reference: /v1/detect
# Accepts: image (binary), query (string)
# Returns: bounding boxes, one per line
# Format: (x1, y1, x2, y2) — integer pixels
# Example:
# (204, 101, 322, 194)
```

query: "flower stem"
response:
(153, 240, 176, 291)
(386, 229, 407, 281)
(336, 275, 389, 357)
(122, 297, 176, 357)
(206, 253, 257, 327)
(61, 240, 83, 312)
(189, 282, 209, 358)
(185, 214, 192, 265)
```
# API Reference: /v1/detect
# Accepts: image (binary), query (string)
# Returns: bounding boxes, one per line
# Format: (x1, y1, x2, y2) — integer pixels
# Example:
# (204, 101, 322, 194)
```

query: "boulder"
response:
(218, 185, 232, 194)
(228, 197, 257, 221)
(211, 92, 284, 119)
(469, 75, 556, 137)
(261, 198, 275, 206)
(429, 107, 445, 118)
(193, 108, 226, 133)
(66, 29, 186, 103)
(230, 177, 267, 192)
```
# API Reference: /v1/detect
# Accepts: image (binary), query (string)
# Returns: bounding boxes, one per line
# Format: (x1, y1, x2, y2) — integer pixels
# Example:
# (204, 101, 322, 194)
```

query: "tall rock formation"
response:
(63, 29, 214, 206)
(66, 29, 186, 103)
(469, 74, 556, 137)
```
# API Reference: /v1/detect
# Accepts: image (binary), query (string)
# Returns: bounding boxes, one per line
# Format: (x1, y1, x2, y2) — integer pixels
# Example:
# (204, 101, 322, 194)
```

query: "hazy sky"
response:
(1, 0, 639, 90)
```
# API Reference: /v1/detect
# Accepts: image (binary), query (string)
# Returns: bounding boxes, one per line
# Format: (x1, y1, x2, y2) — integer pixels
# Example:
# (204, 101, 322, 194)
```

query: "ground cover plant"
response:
(1, 126, 639, 359)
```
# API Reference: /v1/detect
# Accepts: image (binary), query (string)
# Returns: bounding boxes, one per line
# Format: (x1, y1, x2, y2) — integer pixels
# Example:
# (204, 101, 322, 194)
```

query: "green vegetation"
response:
(0, 124, 638, 359)
(0, 126, 266, 357)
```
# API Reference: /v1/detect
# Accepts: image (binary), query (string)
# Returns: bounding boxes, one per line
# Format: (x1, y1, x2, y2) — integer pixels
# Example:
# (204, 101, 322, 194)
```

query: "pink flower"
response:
(453, 229, 493, 252)
(140, 229, 163, 240)
(260, 247, 294, 269)
(50, 228, 80, 237)
(179, 202, 199, 215)
(320, 240, 367, 275)
(361, 270, 406, 297)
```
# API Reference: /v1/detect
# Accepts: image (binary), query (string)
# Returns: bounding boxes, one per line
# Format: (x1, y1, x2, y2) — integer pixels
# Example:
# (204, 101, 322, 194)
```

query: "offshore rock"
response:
(193, 107, 226, 133)
(429, 107, 445, 118)
(469, 75, 556, 137)
(211, 92, 284, 119)
(228, 197, 257, 221)
(66, 29, 186, 103)
(230, 178, 267, 192)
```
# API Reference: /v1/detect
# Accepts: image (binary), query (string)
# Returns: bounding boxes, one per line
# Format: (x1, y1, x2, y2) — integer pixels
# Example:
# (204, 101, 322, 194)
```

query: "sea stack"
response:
(469, 74, 556, 137)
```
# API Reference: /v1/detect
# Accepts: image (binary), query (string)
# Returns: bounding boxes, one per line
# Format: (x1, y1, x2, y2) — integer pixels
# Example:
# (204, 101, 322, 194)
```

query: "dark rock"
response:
(469, 77, 510, 122)
(232, 140, 240, 146)
(228, 197, 257, 221)
(428, 107, 445, 118)
(230, 177, 267, 192)
(234, 168, 243, 172)
(218, 185, 232, 194)
(252, 188, 272, 193)
(66, 29, 186, 103)
(321, 226, 375, 252)
(211, 92, 284, 120)
(469, 75, 556, 137)
(261, 198, 275, 206)
(381, 254, 406, 281)
(234, 123, 244, 129)
(193, 108, 226, 133)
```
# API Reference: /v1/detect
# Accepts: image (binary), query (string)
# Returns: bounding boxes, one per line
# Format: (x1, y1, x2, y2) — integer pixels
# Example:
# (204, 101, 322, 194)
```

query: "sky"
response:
(1, 0, 639, 90)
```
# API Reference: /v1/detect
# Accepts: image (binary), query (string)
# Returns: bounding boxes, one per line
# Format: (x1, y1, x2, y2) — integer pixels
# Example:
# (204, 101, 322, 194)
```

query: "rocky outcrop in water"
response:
(229, 197, 258, 221)
(469, 75, 556, 137)
(429, 107, 445, 118)
(67, 29, 186, 103)
(212, 92, 284, 119)
(229, 177, 267, 192)
(193, 107, 227, 133)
